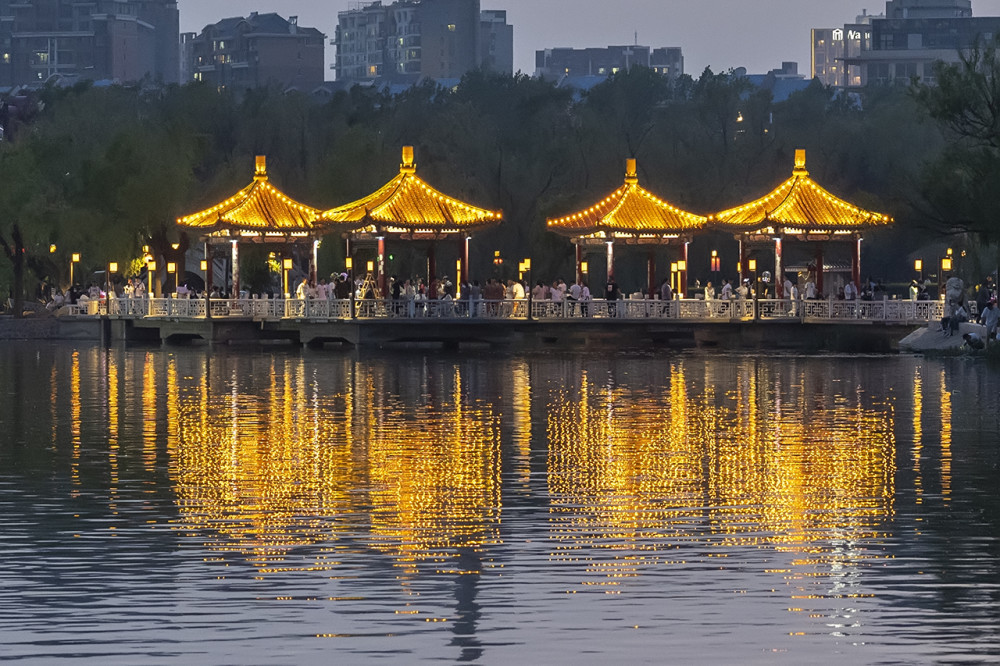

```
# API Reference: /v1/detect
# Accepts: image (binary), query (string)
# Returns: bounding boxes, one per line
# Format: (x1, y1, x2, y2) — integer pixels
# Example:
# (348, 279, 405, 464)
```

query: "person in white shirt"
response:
(720, 279, 733, 301)
(844, 280, 858, 301)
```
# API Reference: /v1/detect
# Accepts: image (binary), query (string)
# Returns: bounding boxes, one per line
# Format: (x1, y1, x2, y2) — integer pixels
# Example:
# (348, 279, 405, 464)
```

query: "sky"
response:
(179, 0, 1000, 79)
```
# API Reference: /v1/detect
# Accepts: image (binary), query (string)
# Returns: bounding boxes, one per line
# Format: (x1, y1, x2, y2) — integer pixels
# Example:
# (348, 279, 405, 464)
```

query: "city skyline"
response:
(180, 0, 1000, 79)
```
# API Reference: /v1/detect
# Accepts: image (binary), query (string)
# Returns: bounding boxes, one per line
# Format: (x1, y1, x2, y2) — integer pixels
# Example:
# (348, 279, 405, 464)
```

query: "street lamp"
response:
(710, 249, 720, 274)
(108, 261, 118, 296)
(167, 262, 178, 293)
(282, 257, 293, 296)
(70, 252, 81, 287)
(581, 260, 589, 276)
(914, 259, 923, 282)
(147, 260, 156, 296)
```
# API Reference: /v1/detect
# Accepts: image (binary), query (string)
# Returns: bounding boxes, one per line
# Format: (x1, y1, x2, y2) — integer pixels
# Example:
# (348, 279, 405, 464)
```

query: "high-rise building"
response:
(0, 0, 179, 88)
(813, 0, 1000, 87)
(334, 0, 513, 83)
(534, 45, 684, 79)
(184, 12, 325, 91)
(812, 10, 880, 87)
(480, 10, 513, 74)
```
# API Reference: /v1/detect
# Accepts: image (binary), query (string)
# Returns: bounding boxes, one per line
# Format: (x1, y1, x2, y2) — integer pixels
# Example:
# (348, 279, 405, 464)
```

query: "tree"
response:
(913, 38, 1000, 242)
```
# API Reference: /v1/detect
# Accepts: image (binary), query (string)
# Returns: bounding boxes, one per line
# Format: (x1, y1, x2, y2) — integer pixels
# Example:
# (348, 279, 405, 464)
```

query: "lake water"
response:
(0, 342, 998, 664)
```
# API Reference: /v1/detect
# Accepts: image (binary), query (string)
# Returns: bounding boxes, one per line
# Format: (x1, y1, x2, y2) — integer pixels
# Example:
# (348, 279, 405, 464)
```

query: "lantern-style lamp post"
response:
(70, 252, 81, 287)
(283, 258, 293, 296)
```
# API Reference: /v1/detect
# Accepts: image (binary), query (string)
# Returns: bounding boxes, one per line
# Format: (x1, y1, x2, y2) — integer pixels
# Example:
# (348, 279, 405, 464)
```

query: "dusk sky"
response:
(179, 0, 1000, 78)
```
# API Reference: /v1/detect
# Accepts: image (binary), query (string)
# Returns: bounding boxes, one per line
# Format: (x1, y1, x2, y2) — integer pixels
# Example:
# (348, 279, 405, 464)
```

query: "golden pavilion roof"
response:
(547, 159, 707, 240)
(710, 150, 893, 234)
(177, 156, 323, 239)
(320, 146, 502, 236)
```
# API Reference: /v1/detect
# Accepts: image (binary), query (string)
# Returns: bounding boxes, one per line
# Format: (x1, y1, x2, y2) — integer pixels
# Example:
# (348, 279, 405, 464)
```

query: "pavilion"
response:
(547, 158, 707, 297)
(177, 156, 324, 298)
(709, 150, 893, 297)
(319, 146, 502, 296)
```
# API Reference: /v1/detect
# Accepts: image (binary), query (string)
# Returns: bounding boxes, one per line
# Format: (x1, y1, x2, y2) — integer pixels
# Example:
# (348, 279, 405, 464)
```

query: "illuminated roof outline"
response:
(710, 150, 893, 234)
(547, 158, 707, 239)
(177, 156, 323, 237)
(320, 146, 502, 235)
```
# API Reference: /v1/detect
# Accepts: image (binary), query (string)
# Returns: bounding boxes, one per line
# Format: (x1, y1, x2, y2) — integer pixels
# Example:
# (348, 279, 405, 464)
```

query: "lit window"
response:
(2, 53, 8, 64)
(447, 24, 456, 32)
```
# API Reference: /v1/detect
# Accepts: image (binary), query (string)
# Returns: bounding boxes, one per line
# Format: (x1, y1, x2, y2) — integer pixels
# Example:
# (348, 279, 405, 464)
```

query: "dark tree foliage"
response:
(0, 66, 954, 303)
(913, 38, 1000, 243)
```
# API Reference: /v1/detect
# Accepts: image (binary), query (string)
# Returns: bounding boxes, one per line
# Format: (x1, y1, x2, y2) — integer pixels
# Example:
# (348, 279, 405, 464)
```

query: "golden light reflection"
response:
(939, 369, 952, 503)
(161, 357, 503, 578)
(913, 366, 924, 504)
(545, 358, 897, 595)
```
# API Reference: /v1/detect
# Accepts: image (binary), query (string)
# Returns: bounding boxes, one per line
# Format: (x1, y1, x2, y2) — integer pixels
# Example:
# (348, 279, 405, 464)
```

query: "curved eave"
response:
(548, 183, 707, 238)
(321, 172, 501, 234)
(710, 174, 893, 234)
(177, 178, 323, 234)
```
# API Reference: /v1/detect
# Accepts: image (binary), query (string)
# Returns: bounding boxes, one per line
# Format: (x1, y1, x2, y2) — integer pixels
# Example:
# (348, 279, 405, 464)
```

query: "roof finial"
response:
(625, 158, 638, 184)
(794, 149, 807, 174)
(401, 146, 416, 173)
(255, 155, 267, 179)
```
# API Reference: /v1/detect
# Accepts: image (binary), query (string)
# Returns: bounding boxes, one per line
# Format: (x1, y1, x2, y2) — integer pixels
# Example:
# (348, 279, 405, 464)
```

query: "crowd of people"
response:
(23, 267, 1000, 349)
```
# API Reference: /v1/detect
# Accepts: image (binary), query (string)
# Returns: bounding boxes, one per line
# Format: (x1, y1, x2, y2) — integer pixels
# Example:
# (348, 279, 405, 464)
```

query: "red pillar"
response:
(774, 237, 784, 298)
(377, 236, 386, 297)
(575, 244, 583, 285)
(460, 235, 470, 287)
(205, 241, 213, 319)
(647, 250, 656, 298)
(427, 242, 437, 287)
(739, 238, 747, 284)
(230, 240, 239, 299)
(679, 242, 689, 298)
(852, 235, 862, 290)
(815, 243, 825, 297)
(606, 241, 615, 283)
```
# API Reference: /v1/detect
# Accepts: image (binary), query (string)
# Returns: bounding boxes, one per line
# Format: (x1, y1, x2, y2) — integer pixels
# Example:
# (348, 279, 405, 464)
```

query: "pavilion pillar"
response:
(346, 237, 354, 283)
(815, 243, 825, 297)
(739, 238, 748, 284)
(606, 241, 615, 283)
(647, 250, 656, 298)
(852, 235, 862, 290)
(311, 239, 319, 286)
(428, 242, 437, 287)
(377, 236, 386, 297)
(679, 241, 689, 299)
(774, 237, 784, 298)
(204, 242, 214, 291)
(460, 235, 470, 287)
(205, 241, 214, 319)
(231, 240, 240, 299)
(575, 244, 583, 285)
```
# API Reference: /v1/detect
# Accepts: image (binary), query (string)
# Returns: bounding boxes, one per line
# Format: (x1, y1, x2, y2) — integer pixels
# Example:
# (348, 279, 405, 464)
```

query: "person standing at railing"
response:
(469, 280, 481, 317)
(509, 279, 525, 317)
(983, 300, 999, 342)
(550, 280, 564, 317)
(720, 279, 732, 302)
(606, 278, 620, 318)
(580, 283, 592, 317)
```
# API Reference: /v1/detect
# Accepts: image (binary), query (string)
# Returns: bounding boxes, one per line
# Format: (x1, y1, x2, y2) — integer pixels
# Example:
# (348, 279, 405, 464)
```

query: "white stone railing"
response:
(79, 296, 950, 325)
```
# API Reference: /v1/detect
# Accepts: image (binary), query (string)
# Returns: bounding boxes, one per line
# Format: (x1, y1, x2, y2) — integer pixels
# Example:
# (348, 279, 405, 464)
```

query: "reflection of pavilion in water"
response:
(163, 355, 504, 573)
(66, 348, 953, 641)
(543, 357, 898, 595)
